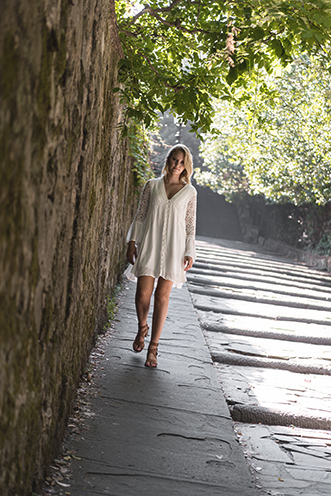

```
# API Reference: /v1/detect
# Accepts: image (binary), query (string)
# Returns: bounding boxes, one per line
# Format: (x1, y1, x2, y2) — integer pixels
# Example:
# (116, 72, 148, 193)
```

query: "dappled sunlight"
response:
(190, 236, 331, 495)
(240, 367, 331, 418)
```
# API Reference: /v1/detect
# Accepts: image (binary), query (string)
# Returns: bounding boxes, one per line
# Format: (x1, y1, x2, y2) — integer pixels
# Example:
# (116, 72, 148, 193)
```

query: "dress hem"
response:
(123, 264, 184, 289)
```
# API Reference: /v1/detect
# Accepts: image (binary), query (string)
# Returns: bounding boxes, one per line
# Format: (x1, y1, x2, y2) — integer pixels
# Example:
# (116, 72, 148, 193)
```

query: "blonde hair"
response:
(162, 144, 193, 184)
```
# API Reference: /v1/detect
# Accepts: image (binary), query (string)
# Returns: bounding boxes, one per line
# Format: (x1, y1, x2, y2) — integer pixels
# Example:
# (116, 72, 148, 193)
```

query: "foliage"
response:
(115, 0, 331, 134)
(150, 112, 176, 174)
(315, 230, 331, 255)
(127, 118, 155, 186)
(196, 56, 331, 205)
(150, 111, 202, 174)
(302, 203, 331, 254)
(102, 281, 123, 333)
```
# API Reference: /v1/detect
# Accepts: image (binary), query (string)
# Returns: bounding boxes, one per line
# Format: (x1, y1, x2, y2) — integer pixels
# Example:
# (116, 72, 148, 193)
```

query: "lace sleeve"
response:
(126, 180, 151, 243)
(185, 191, 197, 260)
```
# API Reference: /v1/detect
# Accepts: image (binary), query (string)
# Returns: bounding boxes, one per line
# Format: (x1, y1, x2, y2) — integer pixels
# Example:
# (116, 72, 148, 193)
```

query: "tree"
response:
(196, 55, 331, 205)
(115, 0, 331, 134)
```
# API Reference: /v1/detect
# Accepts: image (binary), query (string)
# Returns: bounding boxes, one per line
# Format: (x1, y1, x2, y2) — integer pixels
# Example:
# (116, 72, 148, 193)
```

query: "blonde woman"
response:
(126, 144, 197, 368)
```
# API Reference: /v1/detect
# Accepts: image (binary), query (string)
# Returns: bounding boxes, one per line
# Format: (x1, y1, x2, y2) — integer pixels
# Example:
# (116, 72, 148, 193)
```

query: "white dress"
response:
(125, 176, 197, 288)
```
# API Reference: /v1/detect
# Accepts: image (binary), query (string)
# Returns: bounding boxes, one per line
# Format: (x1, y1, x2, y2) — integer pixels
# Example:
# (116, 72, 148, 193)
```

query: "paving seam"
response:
(188, 276, 331, 299)
(81, 466, 242, 488)
(201, 323, 331, 345)
(194, 303, 331, 325)
(194, 254, 331, 275)
(211, 351, 331, 375)
(189, 286, 331, 310)
(230, 404, 331, 431)
(98, 394, 231, 419)
(194, 261, 326, 281)
(189, 269, 331, 291)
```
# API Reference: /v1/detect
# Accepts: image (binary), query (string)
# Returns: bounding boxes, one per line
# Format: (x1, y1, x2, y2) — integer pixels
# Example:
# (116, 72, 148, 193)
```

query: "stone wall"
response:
(0, 1, 136, 494)
(236, 198, 331, 272)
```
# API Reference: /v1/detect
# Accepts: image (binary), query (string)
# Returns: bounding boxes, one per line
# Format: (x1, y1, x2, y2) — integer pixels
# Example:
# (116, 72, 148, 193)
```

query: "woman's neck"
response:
(165, 174, 183, 185)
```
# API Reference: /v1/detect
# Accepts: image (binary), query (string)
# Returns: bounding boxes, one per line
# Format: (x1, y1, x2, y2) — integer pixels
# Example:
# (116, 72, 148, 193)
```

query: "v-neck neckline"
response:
(162, 176, 187, 200)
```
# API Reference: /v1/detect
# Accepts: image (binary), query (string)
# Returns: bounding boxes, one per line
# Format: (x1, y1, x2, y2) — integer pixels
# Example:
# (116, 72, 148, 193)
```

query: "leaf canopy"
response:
(196, 56, 331, 205)
(115, 0, 331, 133)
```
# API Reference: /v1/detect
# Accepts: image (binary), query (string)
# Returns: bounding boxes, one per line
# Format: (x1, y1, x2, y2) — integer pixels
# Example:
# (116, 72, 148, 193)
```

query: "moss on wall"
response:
(1, 33, 19, 101)
(0, 1, 136, 494)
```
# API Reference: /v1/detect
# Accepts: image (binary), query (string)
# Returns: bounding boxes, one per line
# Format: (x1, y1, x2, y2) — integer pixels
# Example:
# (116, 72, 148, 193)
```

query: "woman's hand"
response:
(127, 241, 137, 265)
(184, 256, 193, 272)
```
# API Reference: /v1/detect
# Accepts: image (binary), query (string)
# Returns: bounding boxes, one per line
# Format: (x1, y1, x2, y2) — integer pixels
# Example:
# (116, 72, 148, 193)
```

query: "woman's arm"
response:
(126, 240, 137, 265)
(126, 180, 151, 263)
(184, 191, 197, 269)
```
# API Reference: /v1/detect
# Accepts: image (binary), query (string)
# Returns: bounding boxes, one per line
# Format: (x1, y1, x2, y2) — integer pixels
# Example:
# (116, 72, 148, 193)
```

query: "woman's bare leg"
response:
(133, 276, 155, 352)
(135, 275, 154, 327)
(145, 277, 173, 366)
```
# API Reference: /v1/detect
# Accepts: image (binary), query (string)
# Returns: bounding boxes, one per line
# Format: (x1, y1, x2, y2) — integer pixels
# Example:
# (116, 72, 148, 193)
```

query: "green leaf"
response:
(252, 27, 265, 41)
(226, 67, 238, 85)
(271, 39, 285, 58)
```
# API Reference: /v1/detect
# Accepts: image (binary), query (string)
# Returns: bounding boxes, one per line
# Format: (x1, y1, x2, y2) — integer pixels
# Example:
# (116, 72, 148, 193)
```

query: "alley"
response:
(187, 237, 331, 495)
(49, 274, 259, 496)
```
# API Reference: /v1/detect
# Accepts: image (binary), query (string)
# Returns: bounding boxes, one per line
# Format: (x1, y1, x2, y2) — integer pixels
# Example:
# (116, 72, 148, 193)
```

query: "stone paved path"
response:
(60, 277, 258, 496)
(187, 237, 331, 495)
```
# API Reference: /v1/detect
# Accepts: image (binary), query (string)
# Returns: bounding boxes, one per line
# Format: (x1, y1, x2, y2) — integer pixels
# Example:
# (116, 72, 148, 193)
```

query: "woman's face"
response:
(169, 150, 185, 177)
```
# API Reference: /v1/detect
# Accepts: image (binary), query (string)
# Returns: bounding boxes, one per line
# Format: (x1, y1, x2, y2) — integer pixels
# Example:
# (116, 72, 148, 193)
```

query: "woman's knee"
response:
(136, 287, 152, 305)
(154, 287, 171, 306)
(136, 277, 154, 303)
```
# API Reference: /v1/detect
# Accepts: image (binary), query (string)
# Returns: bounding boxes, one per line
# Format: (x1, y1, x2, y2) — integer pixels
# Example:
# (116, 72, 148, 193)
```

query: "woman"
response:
(126, 144, 197, 368)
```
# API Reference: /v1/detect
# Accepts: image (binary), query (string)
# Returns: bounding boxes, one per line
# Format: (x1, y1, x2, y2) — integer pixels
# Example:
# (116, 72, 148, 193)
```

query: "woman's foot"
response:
(145, 341, 158, 368)
(133, 324, 149, 353)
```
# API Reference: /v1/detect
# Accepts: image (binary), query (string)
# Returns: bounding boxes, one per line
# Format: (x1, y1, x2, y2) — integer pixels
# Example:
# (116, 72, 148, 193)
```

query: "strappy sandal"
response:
(133, 324, 149, 353)
(145, 341, 158, 368)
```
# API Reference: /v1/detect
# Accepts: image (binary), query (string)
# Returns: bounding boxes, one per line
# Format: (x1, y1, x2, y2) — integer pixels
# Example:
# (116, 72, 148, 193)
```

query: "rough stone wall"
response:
(236, 199, 331, 271)
(237, 198, 331, 251)
(0, 1, 136, 494)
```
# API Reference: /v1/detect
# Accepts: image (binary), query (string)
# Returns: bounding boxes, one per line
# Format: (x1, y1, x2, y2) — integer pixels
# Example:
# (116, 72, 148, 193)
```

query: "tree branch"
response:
(130, 0, 184, 24)
(126, 0, 207, 33)
(122, 11, 211, 36)
(146, 9, 209, 33)
(129, 0, 183, 25)
(118, 27, 138, 38)
(195, 0, 201, 28)
(136, 51, 185, 92)
(226, 25, 239, 67)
